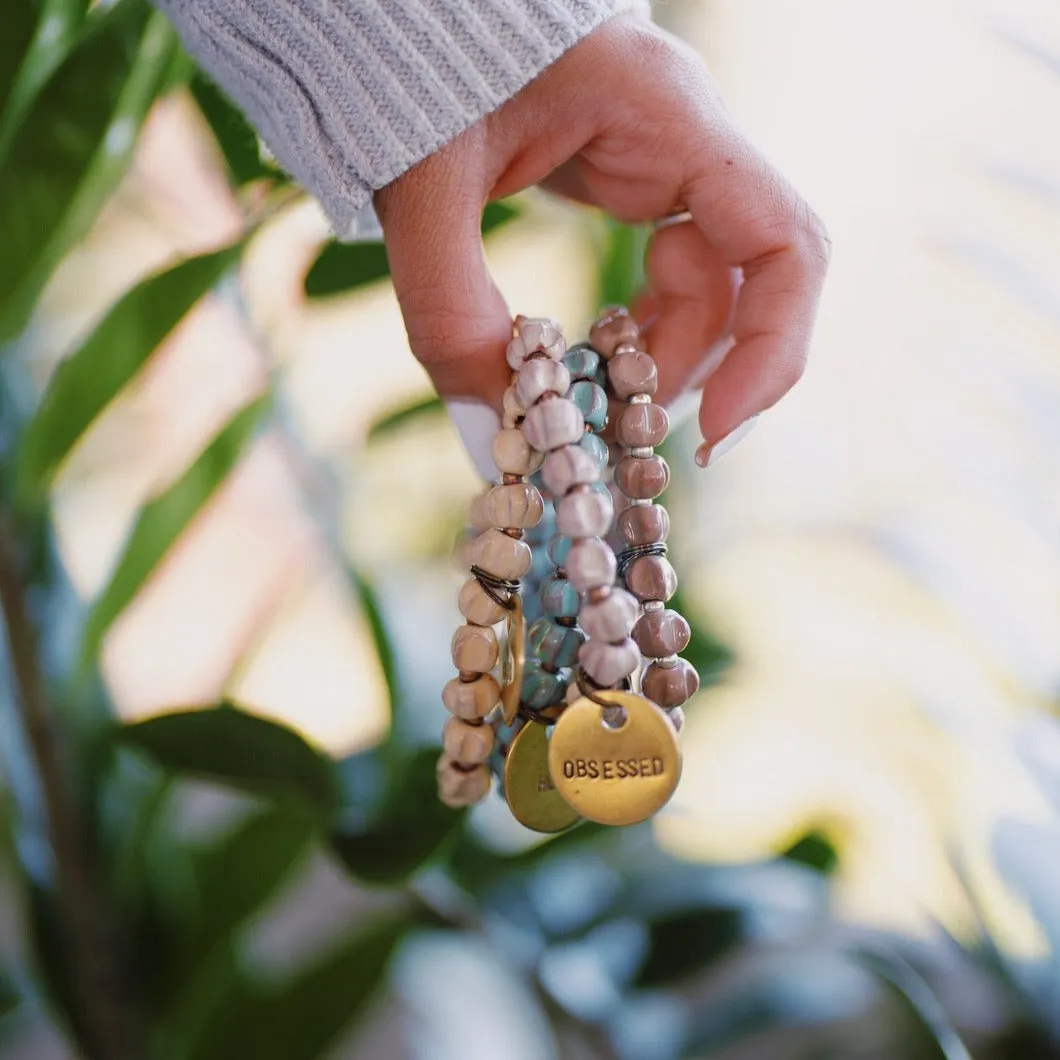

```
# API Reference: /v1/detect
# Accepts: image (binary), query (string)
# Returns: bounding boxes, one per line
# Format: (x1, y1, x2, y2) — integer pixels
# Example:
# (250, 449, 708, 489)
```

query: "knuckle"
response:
(792, 199, 832, 272)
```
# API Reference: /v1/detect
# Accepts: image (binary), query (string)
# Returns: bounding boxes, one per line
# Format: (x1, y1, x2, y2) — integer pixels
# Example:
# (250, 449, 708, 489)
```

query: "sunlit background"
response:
(5, 0, 1060, 1056)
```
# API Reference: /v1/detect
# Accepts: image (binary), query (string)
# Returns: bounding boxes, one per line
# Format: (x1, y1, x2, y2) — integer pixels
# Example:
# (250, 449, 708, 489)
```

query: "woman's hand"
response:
(374, 11, 830, 466)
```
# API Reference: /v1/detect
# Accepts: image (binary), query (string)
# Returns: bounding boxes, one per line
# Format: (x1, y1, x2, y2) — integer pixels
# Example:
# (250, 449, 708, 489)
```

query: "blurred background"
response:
(1, 0, 1059, 1057)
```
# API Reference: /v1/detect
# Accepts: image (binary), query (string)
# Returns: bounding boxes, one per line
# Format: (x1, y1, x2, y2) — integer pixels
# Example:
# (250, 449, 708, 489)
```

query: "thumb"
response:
(374, 151, 512, 413)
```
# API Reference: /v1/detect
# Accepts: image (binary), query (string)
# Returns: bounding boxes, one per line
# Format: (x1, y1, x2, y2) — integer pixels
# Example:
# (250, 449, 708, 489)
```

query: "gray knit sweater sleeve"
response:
(154, 0, 644, 233)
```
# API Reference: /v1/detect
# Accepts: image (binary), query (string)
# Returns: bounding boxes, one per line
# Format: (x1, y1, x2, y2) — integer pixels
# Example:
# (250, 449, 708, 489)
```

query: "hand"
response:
(374, 11, 830, 466)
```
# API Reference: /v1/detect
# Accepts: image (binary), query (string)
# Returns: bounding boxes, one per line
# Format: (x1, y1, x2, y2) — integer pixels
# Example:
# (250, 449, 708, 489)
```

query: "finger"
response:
(641, 220, 738, 407)
(681, 133, 831, 463)
(539, 159, 599, 207)
(375, 157, 512, 412)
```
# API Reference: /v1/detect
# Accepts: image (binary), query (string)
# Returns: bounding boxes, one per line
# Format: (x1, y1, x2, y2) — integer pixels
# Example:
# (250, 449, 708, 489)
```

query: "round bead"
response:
(472, 528, 532, 579)
(517, 316, 566, 360)
(451, 624, 499, 673)
(492, 428, 543, 476)
(556, 488, 613, 539)
(578, 637, 639, 686)
(548, 534, 574, 567)
(615, 403, 669, 448)
(522, 398, 584, 453)
(542, 444, 597, 497)
(567, 538, 617, 592)
(618, 504, 670, 546)
(615, 454, 670, 500)
(528, 617, 585, 669)
(521, 659, 570, 708)
(502, 385, 524, 424)
(633, 608, 691, 658)
(458, 577, 507, 627)
(608, 350, 658, 399)
(563, 342, 601, 381)
(580, 587, 639, 642)
(626, 555, 678, 602)
(483, 482, 544, 530)
(541, 576, 580, 619)
(578, 431, 609, 471)
(442, 673, 501, 720)
(589, 308, 640, 359)
(437, 756, 491, 807)
(567, 380, 608, 432)
(442, 717, 495, 764)
(642, 658, 699, 708)
(515, 357, 572, 408)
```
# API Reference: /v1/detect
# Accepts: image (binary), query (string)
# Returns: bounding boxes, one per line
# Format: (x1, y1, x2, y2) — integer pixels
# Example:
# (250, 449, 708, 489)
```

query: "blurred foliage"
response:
(0, 3, 1056, 1059)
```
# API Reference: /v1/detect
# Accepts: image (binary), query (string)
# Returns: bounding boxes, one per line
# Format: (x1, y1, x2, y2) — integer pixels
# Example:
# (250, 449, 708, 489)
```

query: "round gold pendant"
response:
(547, 689, 681, 826)
(504, 721, 581, 833)
(499, 594, 525, 726)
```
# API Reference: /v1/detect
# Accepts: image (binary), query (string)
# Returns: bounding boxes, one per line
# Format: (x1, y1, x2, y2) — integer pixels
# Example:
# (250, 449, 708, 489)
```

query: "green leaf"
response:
(597, 218, 648, 308)
(120, 703, 341, 817)
(3, 0, 88, 135)
(855, 949, 973, 1060)
(303, 200, 520, 298)
(17, 244, 243, 498)
(0, 972, 19, 1020)
(190, 72, 276, 186)
(174, 807, 314, 986)
(636, 907, 745, 987)
(180, 915, 411, 1060)
(80, 396, 267, 662)
(345, 567, 402, 746)
(782, 830, 839, 874)
(0, 4, 177, 340)
(0, 0, 41, 132)
(331, 748, 465, 883)
(366, 395, 445, 444)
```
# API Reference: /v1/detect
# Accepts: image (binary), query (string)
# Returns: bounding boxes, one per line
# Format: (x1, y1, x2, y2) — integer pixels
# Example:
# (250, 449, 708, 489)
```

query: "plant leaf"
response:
(120, 703, 341, 816)
(0, 0, 41, 133)
(80, 396, 267, 662)
(2, 0, 88, 136)
(180, 915, 412, 1060)
(303, 200, 520, 298)
(597, 218, 648, 308)
(17, 244, 243, 498)
(170, 806, 315, 991)
(0, 4, 176, 340)
(331, 748, 465, 883)
(190, 72, 276, 186)
(0, 972, 18, 1020)
(366, 395, 445, 444)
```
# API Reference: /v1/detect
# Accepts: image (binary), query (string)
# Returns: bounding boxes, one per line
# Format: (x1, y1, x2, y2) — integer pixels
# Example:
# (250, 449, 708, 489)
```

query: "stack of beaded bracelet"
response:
(439, 310, 695, 824)
(592, 307, 699, 731)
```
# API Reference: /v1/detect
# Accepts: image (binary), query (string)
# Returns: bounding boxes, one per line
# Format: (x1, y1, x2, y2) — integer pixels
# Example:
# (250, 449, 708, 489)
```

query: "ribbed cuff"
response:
(154, 0, 647, 232)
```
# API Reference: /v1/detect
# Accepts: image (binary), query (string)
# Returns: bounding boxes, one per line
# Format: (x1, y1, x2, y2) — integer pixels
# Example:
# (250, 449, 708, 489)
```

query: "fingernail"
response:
(694, 415, 759, 468)
(446, 399, 502, 482)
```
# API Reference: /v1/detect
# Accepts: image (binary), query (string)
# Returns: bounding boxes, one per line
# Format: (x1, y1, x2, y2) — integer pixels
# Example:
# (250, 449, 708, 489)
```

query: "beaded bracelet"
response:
(593, 307, 699, 730)
(440, 311, 692, 829)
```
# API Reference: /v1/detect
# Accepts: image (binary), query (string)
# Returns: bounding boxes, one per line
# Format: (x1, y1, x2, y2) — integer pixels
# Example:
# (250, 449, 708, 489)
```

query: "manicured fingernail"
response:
(694, 415, 759, 468)
(446, 399, 501, 482)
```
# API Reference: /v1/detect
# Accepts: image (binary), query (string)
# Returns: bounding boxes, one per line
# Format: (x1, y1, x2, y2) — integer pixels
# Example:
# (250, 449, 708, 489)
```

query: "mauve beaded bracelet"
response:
(591, 307, 699, 730)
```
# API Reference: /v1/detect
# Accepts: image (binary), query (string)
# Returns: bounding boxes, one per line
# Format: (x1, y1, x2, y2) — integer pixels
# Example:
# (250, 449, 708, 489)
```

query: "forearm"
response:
(153, 0, 646, 231)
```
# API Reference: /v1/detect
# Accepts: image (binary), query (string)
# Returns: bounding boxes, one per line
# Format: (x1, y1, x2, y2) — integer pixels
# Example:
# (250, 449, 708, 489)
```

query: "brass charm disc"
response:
(499, 594, 525, 726)
(504, 722, 581, 833)
(547, 690, 682, 826)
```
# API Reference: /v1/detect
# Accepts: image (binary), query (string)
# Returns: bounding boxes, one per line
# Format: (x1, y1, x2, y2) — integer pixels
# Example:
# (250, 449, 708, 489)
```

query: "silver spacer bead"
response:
(643, 600, 665, 612)
(629, 498, 650, 507)
(656, 654, 680, 668)
(630, 393, 652, 405)
(630, 446, 653, 459)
